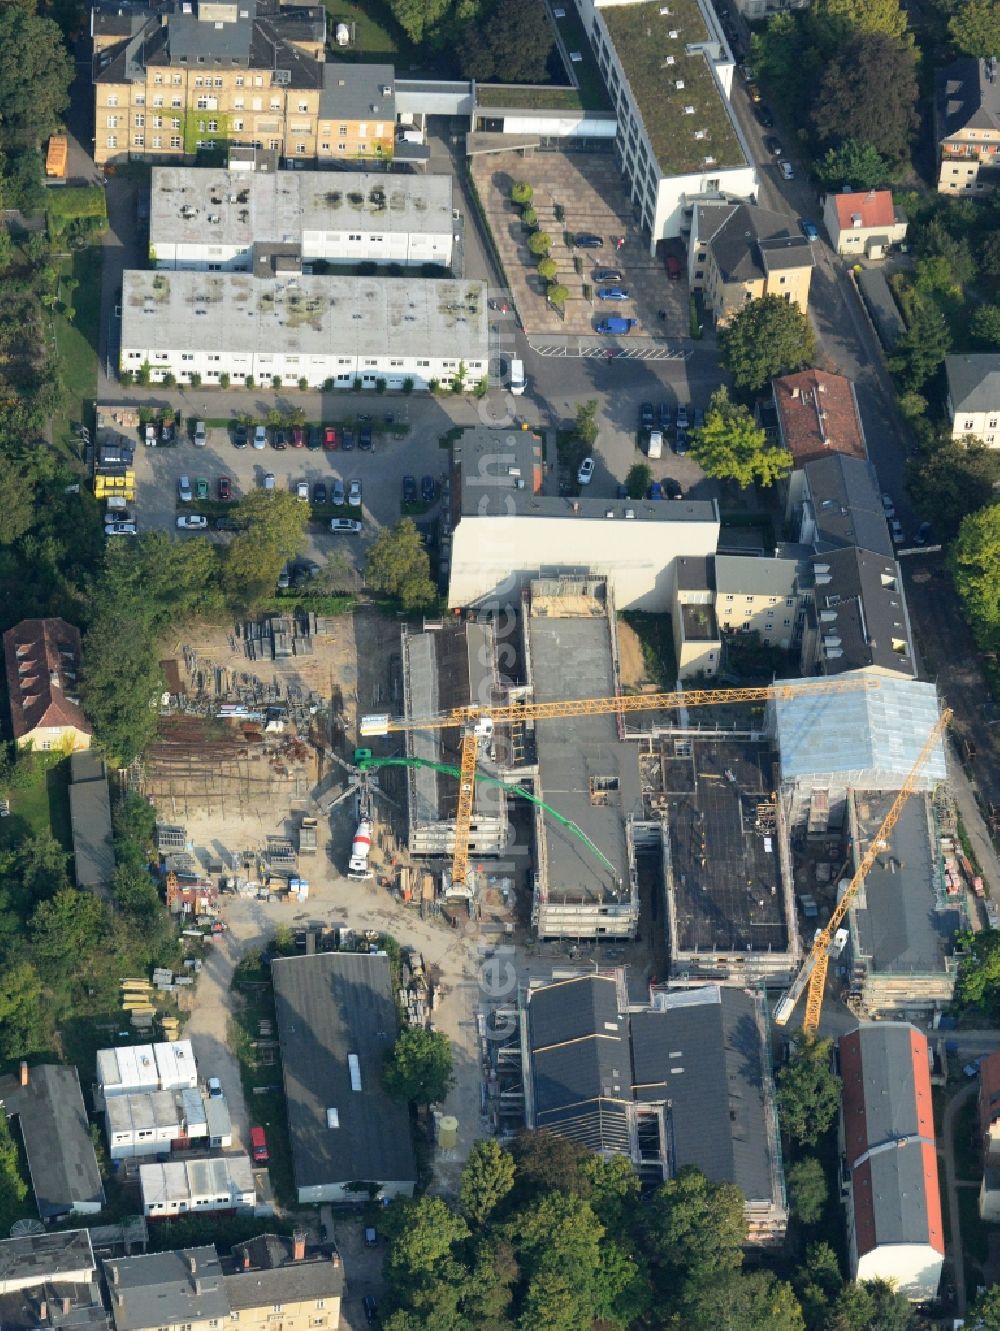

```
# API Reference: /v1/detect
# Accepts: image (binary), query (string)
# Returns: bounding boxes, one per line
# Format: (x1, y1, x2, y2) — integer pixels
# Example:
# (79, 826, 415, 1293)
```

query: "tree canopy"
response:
(814, 0, 910, 42)
(906, 438, 999, 540)
(787, 1156, 828, 1225)
(456, 0, 553, 81)
(383, 1025, 454, 1105)
(815, 139, 891, 193)
(955, 926, 1000, 1010)
(683, 1269, 804, 1331)
(460, 1139, 516, 1225)
(0, 6, 73, 149)
(365, 518, 437, 611)
(690, 386, 793, 488)
(777, 1037, 841, 1145)
(641, 1166, 747, 1282)
(949, 0, 1000, 56)
(967, 1283, 1000, 1331)
(222, 489, 308, 608)
(950, 504, 1000, 655)
(718, 295, 816, 393)
(811, 34, 919, 162)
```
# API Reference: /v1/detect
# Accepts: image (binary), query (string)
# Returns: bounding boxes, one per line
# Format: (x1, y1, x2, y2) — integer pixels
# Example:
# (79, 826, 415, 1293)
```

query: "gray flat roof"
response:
(455, 427, 717, 525)
(0, 1230, 94, 1292)
(150, 167, 453, 250)
(104, 1249, 227, 1331)
(714, 553, 800, 597)
(526, 589, 640, 903)
(320, 62, 395, 122)
(271, 952, 416, 1192)
(0, 1066, 105, 1221)
(69, 777, 115, 890)
(121, 270, 488, 362)
(851, 792, 961, 976)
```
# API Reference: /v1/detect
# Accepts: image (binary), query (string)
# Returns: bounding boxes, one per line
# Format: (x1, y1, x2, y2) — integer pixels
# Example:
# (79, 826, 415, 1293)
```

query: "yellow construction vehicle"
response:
(361, 676, 878, 894)
(774, 708, 952, 1034)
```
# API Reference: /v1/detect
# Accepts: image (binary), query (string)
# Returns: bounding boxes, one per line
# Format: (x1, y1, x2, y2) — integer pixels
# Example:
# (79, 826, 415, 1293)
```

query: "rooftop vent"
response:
(348, 1053, 362, 1092)
(381, 84, 391, 95)
(683, 105, 695, 115)
(659, 4, 671, 11)
(326, 1108, 339, 1128)
(663, 55, 675, 66)
(851, 213, 863, 227)
(703, 156, 716, 165)
(668, 28, 679, 38)
(675, 79, 685, 89)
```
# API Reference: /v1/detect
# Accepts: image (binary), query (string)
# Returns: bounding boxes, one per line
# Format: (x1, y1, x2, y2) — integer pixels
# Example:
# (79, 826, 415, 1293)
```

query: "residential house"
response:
(522, 974, 788, 1244)
(0, 1229, 110, 1331)
(91, 0, 395, 168)
(671, 556, 721, 680)
(0, 1063, 105, 1222)
(979, 1050, 1000, 1220)
(838, 1023, 944, 1301)
(271, 952, 417, 1203)
(103, 1248, 228, 1331)
(801, 548, 915, 679)
(2, 618, 91, 752)
(821, 190, 907, 258)
(945, 353, 1000, 443)
(689, 200, 813, 324)
(69, 751, 115, 894)
(223, 1233, 343, 1331)
(789, 455, 894, 558)
(714, 553, 806, 650)
(771, 370, 867, 468)
(935, 56, 1000, 195)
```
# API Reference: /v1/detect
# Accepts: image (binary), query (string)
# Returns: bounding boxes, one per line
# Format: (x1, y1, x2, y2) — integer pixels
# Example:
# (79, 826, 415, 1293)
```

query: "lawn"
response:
(52, 244, 103, 451)
(0, 755, 73, 853)
(619, 610, 678, 689)
(323, 0, 413, 62)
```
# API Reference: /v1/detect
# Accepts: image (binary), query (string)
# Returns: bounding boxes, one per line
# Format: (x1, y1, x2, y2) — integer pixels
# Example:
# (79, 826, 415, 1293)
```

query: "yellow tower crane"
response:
(360, 676, 879, 894)
(773, 707, 953, 1034)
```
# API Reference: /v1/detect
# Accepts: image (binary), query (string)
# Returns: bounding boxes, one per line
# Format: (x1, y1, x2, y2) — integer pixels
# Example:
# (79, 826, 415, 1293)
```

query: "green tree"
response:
(547, 282, 569, 307)
(460, 1238, 517, 1326)
(955, 926, 1000, 1008)
(626, 463, 652, 498)
(511, 181, 534, 205)
(825, 1278, 913, 1331)
(511, 1129, 587, 1198)
(521, 205, 537, 228)
(387, 0, 450, 43)
(536, 255, 557, 280)
(365, 518, 437, 611)
(0, 7, 73, 146)
(814, 0, 909, 41)
(0, 1114, 28, 1232)
(527, 231, 551, 257)
(223, 489, 308, 608)
(949, 0, 1000, 55)
(691, 386, 793, 488)
(794, 1241, 844, 1331)
(579, 1153, 640, 1230)
(952, 504, 1000, 654)
(30, 887, 108, 979)
(815, 139, 891, 192)
(719, 294, 815, 393)
(460, 1138, 516, 1224)
(457, 0, 554, 82)
(642, 1167, 747, 1282)
(980, 229, 1000, 277)
(777, 1037, 841, 1145)
(81, 582, 162, 763)
(967, 1283, 1000, 1331)
(575, 398, 600, 447)
(890, 298, 951, 390)
(684, 1270, 804, 1331)
(971, 303, 1000, 346)
(384, 1025, 454, 1105)
(811, 35, 919, 163)
(907, 438, 999, 540)
(0, 960, 46, 1059)
(787, 1156, 828, 1225)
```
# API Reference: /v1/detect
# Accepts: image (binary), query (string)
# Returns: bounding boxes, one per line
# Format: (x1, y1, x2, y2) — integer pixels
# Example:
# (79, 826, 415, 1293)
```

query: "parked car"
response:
(596, 317, 635, 334)
(178, 474, 193, 502)
(312, 481, 327, 504)
(207, 1077, 223, 1098)
(195, 477, 209, 500)
(665, 254, 682, 280)
(780, 160, 795, 180)
(250, 1126, 269, 1162)
(362, 1296, 377, 1325)
(308, 426, 322, 450)
(296, 480, 309, 500)
(648, 480, 664, 500)
(272, 429, 288, 450)
(277, 565, 290, 589)
(332, 478, 345, 507)
(218, 476, 232, 501)
(233, 423, 248, 448)
(746, 81, 762, 103)
(889, 518, 905, 544)
(597, 286, 630, 301)
(364, 1227, 378, 1248)
(214, 517, 234, 532)
(263, 472, 275, 490)
(640, 402, 655, 431)
(402, 475, 418, 504)
(574, 232, 604, 248)
(341, 428, 354, 451)
(331, 517, 362, 533)
(421, 475, 436, 504)
(160, 420, 175, 444)
(359, 423, 373, 451)
(800, 219, 819, 241)
(194, 420, 207, 447)
(323, 425, 338, 450)
(692, 406, 704, 429)
(914, 521, 934, 546)
(105, 521, 138, 536)
(675, 428, 690, 454)
(144, 422, 158, 446)
(348, 479, 362, 507)
(764, 136, 783, 157)
(291, 560, 321, 580)
(593, 268, 623, 283)
(658, 401, 673, 431)
(756, 105, 774, 128)
(577, 456, 595, 485)
(881, 493, 896, 519)
(291, 426, 305, 449)
(176, 515, 208, 530)
(253, 425, 267, 450)
(663, 477, 683, 500)
(676, 403, 690, 430)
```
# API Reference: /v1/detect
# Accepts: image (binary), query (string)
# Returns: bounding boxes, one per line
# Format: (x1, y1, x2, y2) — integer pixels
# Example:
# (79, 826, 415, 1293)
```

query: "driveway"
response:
(184, 924, 249, 1150)
(942, 1079, 976, 1316)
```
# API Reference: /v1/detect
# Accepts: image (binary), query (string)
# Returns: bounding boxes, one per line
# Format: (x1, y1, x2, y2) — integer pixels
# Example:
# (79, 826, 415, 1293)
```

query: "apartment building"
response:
(3, 618, 92, 752)
(223, 1234, 343, 1331)
(821, 190, 908, 259)
(571, 0, 756, 248)
(945, 353, 1000, 444)
(689, 200, 813, 324)
(935, 56, 1000, 195)
(104, 1250, 228, 1331)
(91, 0, 395, 168)
(714, 554, 806, 649)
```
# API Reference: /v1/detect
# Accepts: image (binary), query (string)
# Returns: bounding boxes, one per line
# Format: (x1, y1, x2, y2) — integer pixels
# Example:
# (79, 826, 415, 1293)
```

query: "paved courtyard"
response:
(472, 151, 688, 338)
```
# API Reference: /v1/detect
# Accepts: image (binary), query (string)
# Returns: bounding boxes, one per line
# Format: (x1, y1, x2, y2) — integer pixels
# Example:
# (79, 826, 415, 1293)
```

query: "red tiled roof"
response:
(833, 190, 896, 231)
(2, 618, 92, 741)
(852, 1157, 877, 1259)
(772, 370, 867, 465)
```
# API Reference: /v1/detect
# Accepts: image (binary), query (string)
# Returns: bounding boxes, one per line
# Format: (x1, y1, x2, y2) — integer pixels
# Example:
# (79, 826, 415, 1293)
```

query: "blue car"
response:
(597, 286, 630, 301)
(800, 219, 819, 241)
(648, 481, 664, 500)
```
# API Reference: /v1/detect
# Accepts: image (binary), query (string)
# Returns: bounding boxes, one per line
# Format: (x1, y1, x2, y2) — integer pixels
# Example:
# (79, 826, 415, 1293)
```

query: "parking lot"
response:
(473, 150, 688, 338)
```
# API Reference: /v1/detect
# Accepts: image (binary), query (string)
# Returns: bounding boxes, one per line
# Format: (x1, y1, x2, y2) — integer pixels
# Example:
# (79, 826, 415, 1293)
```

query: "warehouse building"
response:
(271, 952, 416, 1203)
(69, 751, 115, 894)
(522, 578, 641, 940)
(149, 167, 454, 271)
(839, 1023, 943, 1301)
(119, 271, 488, 391)
(447, 428, 719, 612)
(400, 621, 508, 863)
(522, 974, 787, 1243)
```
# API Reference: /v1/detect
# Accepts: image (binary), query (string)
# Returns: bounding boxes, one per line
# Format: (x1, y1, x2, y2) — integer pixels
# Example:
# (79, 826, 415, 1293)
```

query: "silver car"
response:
(348, 479, 362, 507)
(253, 425, 267, 450)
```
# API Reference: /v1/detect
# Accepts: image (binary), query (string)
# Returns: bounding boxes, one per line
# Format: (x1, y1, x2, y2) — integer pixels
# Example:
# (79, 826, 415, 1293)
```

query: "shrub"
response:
(527, 231, 551, 257)
(119, 369, 134, 386)
(271, 375, 281, 389)
(352, 377, 363, 392)
(162, 371, 176, 387)
(547, 283, 569, 307)
(475, 377, 489, 398)
(136, 361, 151, 386)
(521, 206, 537, 229)
(511, 181, 533, 205)
(573, 255, 583, 275)
(323, 377, 335, 391)
(554, 202, 564, 222)
(298, 376, 308, 391)
(403, 377, 414, 393)
(537, 256, 557, 281)
(245, 375, 254, 388)
(428, 377, 441, 393)
(376, 378, 387, 393)
(219, 371, 230, 388)
(188, 371, 201, 388)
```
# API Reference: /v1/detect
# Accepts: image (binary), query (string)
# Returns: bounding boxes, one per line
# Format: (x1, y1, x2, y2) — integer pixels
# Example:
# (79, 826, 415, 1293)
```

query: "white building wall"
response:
(949, 402, 999, 445)
(153, 242, 251, 271)
(855, 1245, 944, 1303)
(296, 1178, 416, 1205)
(498, 113, 617, 138)
(447, 512, 720, 611)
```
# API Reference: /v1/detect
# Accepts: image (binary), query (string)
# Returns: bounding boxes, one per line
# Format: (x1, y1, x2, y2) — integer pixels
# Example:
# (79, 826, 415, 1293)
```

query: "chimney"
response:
(38, 1300, 47, 1322)
(790, 386, 800, 399)
(108, 1266, 119, 1286)
(242, 1250, 251, 1272)
(115, 1294, 125, 1311)
(330, 1254, 341, 1269)
(62, 1298, 72, 1316)
(19, 1060, 28, 1087)
(187, 1255, 198, 1276)
(292, 1232, 306, 1262)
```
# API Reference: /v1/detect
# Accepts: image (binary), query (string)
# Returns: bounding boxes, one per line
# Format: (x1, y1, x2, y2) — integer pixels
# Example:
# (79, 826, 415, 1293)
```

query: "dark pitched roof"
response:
(2, 619, 91, 742)
(0, 1066, 105, 1220)
(223, 1236, 344, 1309)
(103, 1249, 228, 1331)
(69, 769, 115, 891)
(810, 547, 914, 677)
(0, 1229, 95, 1290)
(937, 57, 1000, 140)
(803, 454, 893, 557)
(701, 202, 813, 284)
(271, 953, 416, 1193)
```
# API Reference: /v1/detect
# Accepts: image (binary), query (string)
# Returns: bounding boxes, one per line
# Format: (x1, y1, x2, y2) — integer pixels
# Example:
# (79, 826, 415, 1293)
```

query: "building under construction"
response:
(400, 621, 508, 861)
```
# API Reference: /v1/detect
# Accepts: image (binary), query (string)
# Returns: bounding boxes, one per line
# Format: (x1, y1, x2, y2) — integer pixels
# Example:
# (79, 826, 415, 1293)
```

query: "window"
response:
(269, 138, 281, 150)
(154, 74, 163, 84)
(181, 353, 193, 363)
(783, 618, 792, 627)
(106, 94, 119, 107)
(338, 124, 348, 135)
(171, 96, 182, 107)
(208, 119, 218, 132)
(357, 143, 366, 152)
(152, 136, 162, 148)
(107, 115, 119, 128)
(785, 597, 794, 607)
(197, 97, 209, 109)
(195, 76, 204, 87)
(172, 74, 182, 85)
(990, 418, 998, 429)
(320, 142, 330, 151)
(254, 75, 264, 86)
(170, 136, 181, 148)
(171, 117, 181, 129)
(233, 119, 244, 131)
(234, 98, 244, 109)
(272, 1307, 283, 1315)
(298, 101, 308, 112)
(134, 94, 145, 105)
(270, 98, 281, 110)
(315, 1303, 325, 1311)
(153, 96, 164, 108)
(107, 134, 118, 148)
(236, 75, 245, 86)
(135, 114, 144, 127)
(152, 116, 163, 128)
(214, 78, 223, 87)
(295, 143, 306, 154)
(133, 135, 145, 147)
(338, 143, 346, 151)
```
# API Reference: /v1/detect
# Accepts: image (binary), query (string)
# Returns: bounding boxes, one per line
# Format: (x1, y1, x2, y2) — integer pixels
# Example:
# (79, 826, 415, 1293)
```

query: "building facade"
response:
(689, 201, 813, 324)
(92, 0, 395, 168)
(936, 56, 1000, 195)
(821, 190, 908, 258)
(224, 1234, 343, 1331)
(3, 618, 92, 752)
(946, 353, 1000, 443)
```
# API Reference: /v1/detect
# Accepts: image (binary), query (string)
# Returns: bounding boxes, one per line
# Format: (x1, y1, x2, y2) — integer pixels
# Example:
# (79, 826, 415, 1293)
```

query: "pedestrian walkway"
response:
(530, 337, 690, 360)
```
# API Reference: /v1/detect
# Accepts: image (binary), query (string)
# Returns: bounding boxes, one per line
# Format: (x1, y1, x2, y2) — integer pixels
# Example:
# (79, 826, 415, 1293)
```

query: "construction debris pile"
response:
(238, 612, 338, 663)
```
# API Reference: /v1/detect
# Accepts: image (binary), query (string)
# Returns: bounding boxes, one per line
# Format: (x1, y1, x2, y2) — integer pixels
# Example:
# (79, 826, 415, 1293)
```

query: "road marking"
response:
(529, 341, 690, 361)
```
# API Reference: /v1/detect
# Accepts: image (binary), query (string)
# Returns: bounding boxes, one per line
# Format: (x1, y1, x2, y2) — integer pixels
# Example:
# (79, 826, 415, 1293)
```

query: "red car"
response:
(291, 426, 305, 448)
(218, 476, 232, 501)
(250, 1126, 269, 1163)
(665, 254, 682, 280)
(323, 425, 338, 450)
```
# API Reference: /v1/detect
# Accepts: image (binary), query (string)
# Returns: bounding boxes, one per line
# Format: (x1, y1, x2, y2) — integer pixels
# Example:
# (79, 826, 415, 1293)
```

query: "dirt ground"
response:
(617, 619, 652, 690)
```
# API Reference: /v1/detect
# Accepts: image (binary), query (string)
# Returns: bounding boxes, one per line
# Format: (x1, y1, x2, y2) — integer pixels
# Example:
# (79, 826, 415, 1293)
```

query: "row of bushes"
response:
(511, 181, 569, 309)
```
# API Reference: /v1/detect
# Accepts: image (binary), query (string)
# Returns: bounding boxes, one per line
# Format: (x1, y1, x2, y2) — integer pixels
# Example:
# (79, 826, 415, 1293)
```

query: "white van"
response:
(647, 429, 663, 460)
(510, 358, 526, 396)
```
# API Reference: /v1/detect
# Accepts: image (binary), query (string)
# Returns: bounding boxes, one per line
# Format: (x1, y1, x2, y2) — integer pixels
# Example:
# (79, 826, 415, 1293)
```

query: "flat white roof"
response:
(121, 270, 489, 363)
(150, 166, 454, 249)
(153, 1040, 197, 1089)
